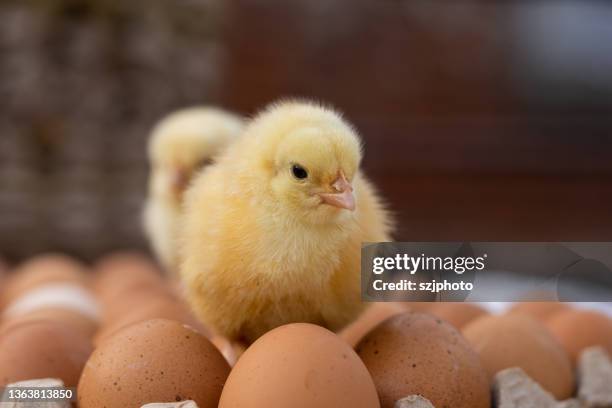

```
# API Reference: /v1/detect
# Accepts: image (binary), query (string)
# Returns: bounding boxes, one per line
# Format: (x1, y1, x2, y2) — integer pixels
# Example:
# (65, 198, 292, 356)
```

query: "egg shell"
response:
(219, 323, 380, 408)
(356, 312, 490, 408)
(463, 314, 574, 399)
(396, 302, 434, 313)
(95, 298, 206, 346)
(93, 252, 166, 302)
(339, 302, 406, 347)
(1, 254, 89, 308)
(0, 320, 93, 386)
(545, 309, 612, 364)
(428, 303, 488, 329)
(507, 302, 571, 322)
(78, 318, 229, 408)
(0, 307, 98, 337)
(100, 285, 178, 324)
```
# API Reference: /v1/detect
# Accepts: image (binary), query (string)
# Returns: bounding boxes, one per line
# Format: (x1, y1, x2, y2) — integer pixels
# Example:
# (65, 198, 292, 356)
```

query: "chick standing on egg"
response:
(144, 107, 244, 277)
(180, 100, 393, 343)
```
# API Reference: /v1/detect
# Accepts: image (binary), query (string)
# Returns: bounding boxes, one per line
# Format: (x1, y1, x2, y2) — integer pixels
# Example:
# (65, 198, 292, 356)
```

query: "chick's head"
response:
(249, 101, 362, 225)
(149, 107, 243, 205)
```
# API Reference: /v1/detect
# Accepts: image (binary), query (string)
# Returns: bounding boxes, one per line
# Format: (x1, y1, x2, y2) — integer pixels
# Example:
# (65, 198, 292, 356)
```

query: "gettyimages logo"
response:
(372, 253, 487, 275)
(361, 242, 612, 302)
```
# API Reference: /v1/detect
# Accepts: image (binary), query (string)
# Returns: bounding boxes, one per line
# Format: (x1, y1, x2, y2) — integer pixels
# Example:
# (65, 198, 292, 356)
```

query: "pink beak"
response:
(319, 172, 355, 211)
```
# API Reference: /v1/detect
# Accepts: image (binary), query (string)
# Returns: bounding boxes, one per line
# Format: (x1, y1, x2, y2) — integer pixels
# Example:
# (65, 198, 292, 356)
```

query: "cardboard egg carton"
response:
(395, 395, 435, 408)
(493, 367, 582, 408)
(577, 347, 612, 408)
(141, 402, 198, 408)
(494, 346, 612, 408)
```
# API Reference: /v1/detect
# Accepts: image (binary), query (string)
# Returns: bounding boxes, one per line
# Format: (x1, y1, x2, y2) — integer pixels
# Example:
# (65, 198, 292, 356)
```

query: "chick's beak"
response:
(318, 172, 355, 211)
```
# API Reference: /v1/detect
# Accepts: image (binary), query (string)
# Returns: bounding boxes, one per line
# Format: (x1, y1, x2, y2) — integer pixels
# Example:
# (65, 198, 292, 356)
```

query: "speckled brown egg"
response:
(356, 312, 490, 408)
(545, 309, 612, 364)
(78, 318, 229, 408)
(0, 307, 98, 338)
(219, 323, 380, 408)
(463, 314, 574, 399)
(93, 252, 166, 304)
(508, 302, 571, 322)
(0, 320, 93, 386)
(428, 303, 489, 329)
(94, 298, 206, 346)
(1, 254, 89, 308)
(339, 302, 406, 347)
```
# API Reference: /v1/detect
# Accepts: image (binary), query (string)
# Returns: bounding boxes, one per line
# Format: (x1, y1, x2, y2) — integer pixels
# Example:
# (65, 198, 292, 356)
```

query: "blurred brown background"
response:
(1, 0, 611, 262)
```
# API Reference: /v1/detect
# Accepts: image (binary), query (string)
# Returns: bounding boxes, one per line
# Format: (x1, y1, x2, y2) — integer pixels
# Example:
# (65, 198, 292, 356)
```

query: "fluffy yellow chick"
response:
(144, 107, 244, 276)
(180, 100, 393, 343)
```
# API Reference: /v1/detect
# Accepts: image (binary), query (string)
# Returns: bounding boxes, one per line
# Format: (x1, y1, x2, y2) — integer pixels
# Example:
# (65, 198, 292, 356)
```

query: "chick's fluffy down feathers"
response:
(144, 107, 243, 275)
(180, 101, 392, 343)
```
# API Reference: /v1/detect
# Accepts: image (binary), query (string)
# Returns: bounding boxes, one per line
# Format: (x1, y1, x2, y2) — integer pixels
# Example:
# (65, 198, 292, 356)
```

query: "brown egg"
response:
(1, 254, 89, 308)
(95, 298, 206, 346)
(93, 252, 166, 303)
(100, 285, 177, 324)
(219, 323, 380, 408)
(396, 302, 433, 312)
(463, 314, 574, 399)
(508, 302, 571, 322)
(428, 303, 488, 329)
(339, 302, 406, 347)
(356, 312, 490, 408)
(0, 307, 98, 338)
(545, 309, 612, 364)
(0, 320, 93, 386)
(78, 319, 230, 408)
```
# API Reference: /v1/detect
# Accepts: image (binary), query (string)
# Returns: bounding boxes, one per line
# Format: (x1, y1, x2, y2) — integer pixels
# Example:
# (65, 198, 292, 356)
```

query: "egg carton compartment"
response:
(395, 395, 435, 408)
(577, 348, 612, 408)
(142, 402, 198, 408)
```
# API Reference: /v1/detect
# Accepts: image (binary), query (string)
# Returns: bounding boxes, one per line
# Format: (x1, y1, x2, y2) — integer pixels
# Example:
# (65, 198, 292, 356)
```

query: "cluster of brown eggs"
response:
(344, 301, 612, 407)
(0, 253, 611, 408)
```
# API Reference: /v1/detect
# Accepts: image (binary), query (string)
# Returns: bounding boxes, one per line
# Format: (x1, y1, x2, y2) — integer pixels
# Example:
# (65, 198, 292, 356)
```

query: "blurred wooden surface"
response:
(0, 0, 611, 262)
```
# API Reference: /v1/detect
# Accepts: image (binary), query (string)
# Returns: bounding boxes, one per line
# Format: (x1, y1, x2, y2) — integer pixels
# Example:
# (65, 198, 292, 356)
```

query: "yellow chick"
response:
(180, 100, 393, 343)
(144, 107, 244, 276)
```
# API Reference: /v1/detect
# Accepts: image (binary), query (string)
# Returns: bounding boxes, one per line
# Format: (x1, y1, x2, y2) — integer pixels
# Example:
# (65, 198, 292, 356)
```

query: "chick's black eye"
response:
(291, 164, 308, 180)
(197, 158, 213, 169)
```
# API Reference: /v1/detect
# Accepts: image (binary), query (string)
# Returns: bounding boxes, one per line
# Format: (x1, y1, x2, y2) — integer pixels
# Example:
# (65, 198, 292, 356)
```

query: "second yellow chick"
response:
(144, 107, 244, 276)
(180, 100, 393, 343)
